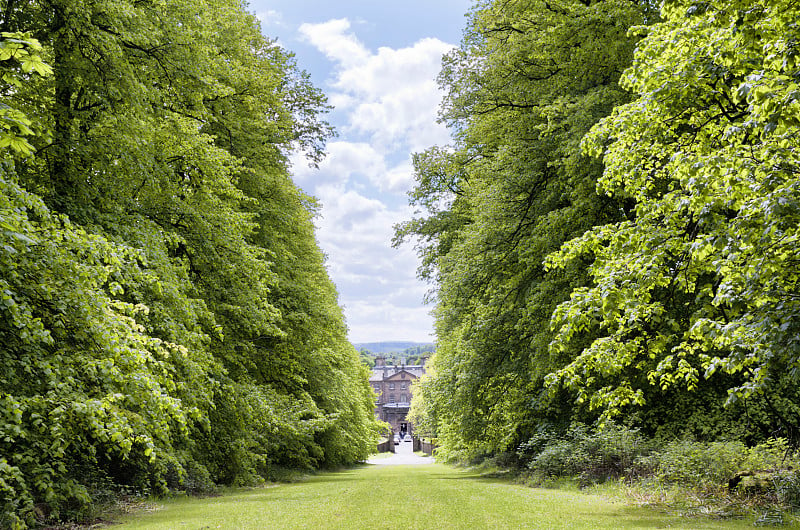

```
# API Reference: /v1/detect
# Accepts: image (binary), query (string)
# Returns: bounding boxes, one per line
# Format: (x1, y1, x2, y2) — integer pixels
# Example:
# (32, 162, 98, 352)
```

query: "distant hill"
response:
(353, 341, 435, 368)
(353, 341, 434, 355)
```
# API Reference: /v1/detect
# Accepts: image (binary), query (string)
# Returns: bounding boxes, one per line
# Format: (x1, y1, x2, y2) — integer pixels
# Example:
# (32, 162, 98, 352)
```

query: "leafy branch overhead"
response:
(0, 33, 51, 155)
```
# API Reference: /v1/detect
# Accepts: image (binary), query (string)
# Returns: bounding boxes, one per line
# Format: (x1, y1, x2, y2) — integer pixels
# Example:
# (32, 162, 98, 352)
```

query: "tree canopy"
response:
(0, 2, 380, 527)
(396, 0, 650, 457)
(401, 0, 800, 462)
(547, 0, 800, 430)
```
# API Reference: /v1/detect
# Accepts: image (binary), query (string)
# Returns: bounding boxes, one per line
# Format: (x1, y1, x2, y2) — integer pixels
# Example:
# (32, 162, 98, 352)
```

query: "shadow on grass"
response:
(295, 475, 361, 485)
(578, 504, 751, 529)
(428, 473, 507, 484)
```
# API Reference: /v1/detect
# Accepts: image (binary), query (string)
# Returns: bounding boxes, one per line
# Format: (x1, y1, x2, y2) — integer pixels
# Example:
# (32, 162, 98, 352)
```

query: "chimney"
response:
(375, 356, 385, 367)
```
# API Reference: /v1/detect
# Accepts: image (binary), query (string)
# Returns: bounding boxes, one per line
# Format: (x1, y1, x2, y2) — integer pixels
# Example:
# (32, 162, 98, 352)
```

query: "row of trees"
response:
(400, 0, 800, 461)
(0, 1, 381, 527)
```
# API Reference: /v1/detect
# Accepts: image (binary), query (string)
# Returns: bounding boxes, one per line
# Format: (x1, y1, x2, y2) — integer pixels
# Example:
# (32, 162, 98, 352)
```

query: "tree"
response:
(0, 33, 214, 526)
(546, 0, 800, 438)
(397, 0, 651, 459)
(0, 2, 380, 525)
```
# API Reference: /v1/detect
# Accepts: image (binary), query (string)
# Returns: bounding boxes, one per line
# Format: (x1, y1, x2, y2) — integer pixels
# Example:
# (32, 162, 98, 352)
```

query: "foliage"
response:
(397, 0, 652, 459)
(518, 422, 798, 496)
(642, 438, 799, 489)
(523, 423, 650, 483)
(357, 343, 435, 367)
(0, 158, 202, 527)
(0, 32, 51, 157)
(401, 0, 800, 478)
(517, 423, 800, 518)
(644, 441, 751, 488)
(0, 4, 379, 527)
(396, 0, 800, 517)
(545, 0, 800, 427)
(773, 471, 800, 510)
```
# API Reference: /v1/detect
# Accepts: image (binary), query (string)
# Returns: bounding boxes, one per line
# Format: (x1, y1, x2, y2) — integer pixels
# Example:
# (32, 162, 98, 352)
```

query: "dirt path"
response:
(366, 440, 434, 465)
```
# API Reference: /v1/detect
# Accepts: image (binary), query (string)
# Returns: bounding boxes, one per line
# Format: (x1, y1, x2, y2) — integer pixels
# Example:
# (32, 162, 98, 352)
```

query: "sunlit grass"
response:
(112, 464, 762, 529)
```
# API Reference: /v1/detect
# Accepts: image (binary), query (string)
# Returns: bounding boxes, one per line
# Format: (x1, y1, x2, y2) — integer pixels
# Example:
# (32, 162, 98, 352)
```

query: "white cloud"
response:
(299, 20, 454, 152)
(255, 9, 284, 26)
(292, 141, 415, 195)
(291, 141, 386, 188)
(299, 19, 370, 68)
(312, 186, 425, 304)
(384, 158, 414, 193)
(346, 301, 433, 343)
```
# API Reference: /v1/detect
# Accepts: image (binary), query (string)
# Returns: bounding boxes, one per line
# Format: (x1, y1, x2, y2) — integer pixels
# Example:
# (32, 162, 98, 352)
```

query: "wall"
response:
(377, 439, 395, 454)
(420, 440, 437, 456)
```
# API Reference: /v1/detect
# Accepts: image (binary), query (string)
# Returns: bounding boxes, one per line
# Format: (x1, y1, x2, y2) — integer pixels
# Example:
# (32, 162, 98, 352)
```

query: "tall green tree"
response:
(546, 0, 800, 438)
(397, 0, 651, 459)
(0, 32, 212, 527)
(0, 1, 380, 526)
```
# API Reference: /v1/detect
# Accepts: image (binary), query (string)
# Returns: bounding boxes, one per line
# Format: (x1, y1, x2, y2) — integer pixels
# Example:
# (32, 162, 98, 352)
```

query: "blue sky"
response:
(248, 1, 473, 343)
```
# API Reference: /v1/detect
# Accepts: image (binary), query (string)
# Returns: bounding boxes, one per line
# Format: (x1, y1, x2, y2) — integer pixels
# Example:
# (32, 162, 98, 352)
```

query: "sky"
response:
(248, 1, 473, 343)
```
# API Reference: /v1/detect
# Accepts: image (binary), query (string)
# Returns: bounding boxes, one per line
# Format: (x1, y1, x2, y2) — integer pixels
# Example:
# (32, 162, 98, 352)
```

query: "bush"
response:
(531, 439, 586, 477)
(0, 459, 33, 530)
(181, 461, 217, 496)
(516, 424, 559, 468)
(582, 423, 649, 480)
(744, 438, 798, 472)
(519, 425, 800, 521)
(642, 438, 799, 490)
(645, 440, 747, 488)
(526, 423, 649, 483)
(773, 471, 800, 509)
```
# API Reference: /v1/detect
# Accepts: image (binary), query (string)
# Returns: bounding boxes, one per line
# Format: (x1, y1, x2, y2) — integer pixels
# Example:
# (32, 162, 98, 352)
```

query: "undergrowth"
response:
(500, 422, 800, 525)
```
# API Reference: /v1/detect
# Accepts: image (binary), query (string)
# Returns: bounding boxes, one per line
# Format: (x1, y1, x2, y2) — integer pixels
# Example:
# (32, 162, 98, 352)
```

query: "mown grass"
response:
(111, 464, 763, 529)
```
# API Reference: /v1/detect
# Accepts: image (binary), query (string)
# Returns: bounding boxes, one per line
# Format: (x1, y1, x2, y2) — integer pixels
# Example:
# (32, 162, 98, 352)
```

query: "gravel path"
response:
(366, 441, 435, 466)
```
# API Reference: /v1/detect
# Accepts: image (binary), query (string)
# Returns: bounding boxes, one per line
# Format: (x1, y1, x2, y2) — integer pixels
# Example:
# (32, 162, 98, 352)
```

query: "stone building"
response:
(369, 356, 426, 437)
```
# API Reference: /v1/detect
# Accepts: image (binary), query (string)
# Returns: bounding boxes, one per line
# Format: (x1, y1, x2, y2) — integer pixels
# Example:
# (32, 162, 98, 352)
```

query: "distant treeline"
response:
(357, 343, 436, 367)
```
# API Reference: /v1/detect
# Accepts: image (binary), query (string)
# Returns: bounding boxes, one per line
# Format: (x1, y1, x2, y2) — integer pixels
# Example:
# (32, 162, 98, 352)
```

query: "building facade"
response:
(369, 357, 426, 437)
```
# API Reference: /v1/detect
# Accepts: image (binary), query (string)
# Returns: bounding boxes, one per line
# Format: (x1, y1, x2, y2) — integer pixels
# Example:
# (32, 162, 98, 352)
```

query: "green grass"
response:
(112, 464, 763, 529)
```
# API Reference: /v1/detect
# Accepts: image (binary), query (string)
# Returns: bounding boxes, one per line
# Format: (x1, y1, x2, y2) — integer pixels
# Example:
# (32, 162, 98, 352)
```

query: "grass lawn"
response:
(111, 464, 763, 529)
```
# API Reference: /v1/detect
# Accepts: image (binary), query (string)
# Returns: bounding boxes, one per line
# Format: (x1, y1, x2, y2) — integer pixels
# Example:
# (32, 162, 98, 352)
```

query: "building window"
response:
(389, 394, 395, 402)
(401, 382, 407, 390)
(389, 383, 395, 390)
(401, 394, 407, 402)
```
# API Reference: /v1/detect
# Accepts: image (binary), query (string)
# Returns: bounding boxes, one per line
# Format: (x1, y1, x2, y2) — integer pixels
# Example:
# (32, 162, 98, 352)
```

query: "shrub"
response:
(516, 424, 559, 468)
(581, 423, 649, 480)
(0, 459, 33, 530)
(531, 439, 586, 477)
(526, 423, 649, 483)
(773, 471, 800, 509)
(181, 461, 217, 496)
(644, 438, 799, 491)
(647, 440, 747, 488)
(743, 438, 798, 472)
